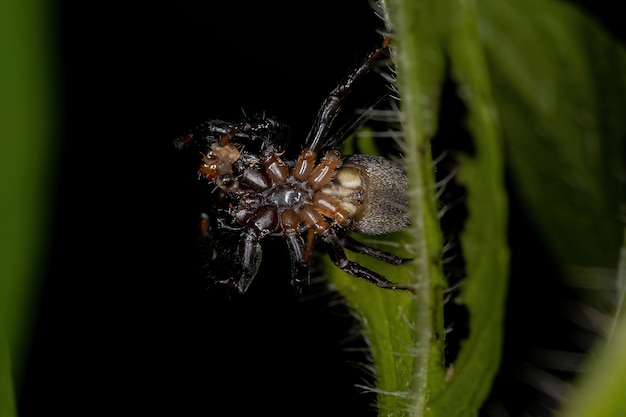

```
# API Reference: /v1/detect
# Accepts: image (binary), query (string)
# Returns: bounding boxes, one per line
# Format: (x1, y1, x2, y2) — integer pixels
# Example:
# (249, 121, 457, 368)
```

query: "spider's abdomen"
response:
(330, 154, 410, 235)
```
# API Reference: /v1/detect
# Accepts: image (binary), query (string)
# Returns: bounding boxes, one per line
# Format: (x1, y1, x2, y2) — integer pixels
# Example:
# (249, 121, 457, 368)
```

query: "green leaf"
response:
(329, 0, 626, 416)
(476, 3, 626, 415)
(477, 0, 626, 269)
(328, 1, 509, 416)
(0, 0, 56, 414)
(556, 228, 626, 417)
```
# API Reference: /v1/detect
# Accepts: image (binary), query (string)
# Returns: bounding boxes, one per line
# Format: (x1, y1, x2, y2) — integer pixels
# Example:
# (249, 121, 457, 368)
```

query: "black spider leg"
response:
(235, 228, 263, 293)
(341, 235, 411, 265)
(304, 36, 391, 153)
(246, 117, 291, 154)
(285, 231, 309, 292)
(326, 91, 391, 149)
(321, 228, 415, 293)
(175, 118, 289, 152)
(198, 213, 245, 290)
(233, 206, 277, 294)
(174, 120, 238, 150)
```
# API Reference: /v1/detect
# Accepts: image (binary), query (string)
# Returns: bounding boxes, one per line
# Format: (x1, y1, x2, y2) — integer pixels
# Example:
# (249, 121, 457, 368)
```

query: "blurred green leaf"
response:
(477, 3, 626, 415)
(556, 228, 626, 417)
(0, 0, 56, 414)
(477, 0, 626, 268)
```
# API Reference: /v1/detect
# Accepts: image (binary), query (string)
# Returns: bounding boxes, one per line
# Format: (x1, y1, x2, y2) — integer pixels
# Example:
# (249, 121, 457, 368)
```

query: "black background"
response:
(18, 1, 625, 416)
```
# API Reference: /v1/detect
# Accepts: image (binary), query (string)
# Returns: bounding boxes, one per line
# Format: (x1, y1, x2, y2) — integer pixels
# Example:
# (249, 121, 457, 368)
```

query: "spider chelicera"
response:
(175, 36, 413, 294)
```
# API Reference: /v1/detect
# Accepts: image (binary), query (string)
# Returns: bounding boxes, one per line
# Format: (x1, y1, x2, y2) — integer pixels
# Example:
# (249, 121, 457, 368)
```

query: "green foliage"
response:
(328, 1, 626, 416)
(477, 0, 626, 268)
(556, 230, 626, 417)
(0, 0, 55, 415)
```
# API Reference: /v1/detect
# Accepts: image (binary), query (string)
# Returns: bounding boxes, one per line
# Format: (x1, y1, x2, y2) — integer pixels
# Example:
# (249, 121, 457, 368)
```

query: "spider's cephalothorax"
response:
(176, 36, 413, 294)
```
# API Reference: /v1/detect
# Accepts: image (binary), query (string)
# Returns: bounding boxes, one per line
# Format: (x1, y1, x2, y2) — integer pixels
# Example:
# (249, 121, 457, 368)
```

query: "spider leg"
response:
(281, 210, 311, 291)
(175, 118, 290, 153)
(327, 91, 391, 148)
(234, 206, 278, 293)
(305, 36, 391, 153)
(285, 233, 309, 291)
(174, 120, 241, 149)
(198, 213, 247, 291)
(320, 229, 414, 293)
(234, 228, 263, 294)
(341, 235, 412, 265)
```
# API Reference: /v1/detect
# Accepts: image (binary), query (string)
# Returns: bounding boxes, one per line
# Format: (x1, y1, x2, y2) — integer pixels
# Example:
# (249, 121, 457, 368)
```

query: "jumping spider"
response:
(175, 36, 413, 294)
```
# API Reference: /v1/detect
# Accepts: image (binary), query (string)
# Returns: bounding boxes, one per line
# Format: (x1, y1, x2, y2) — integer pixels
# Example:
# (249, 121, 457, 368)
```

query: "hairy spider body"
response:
(176, 36, 413, 293)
